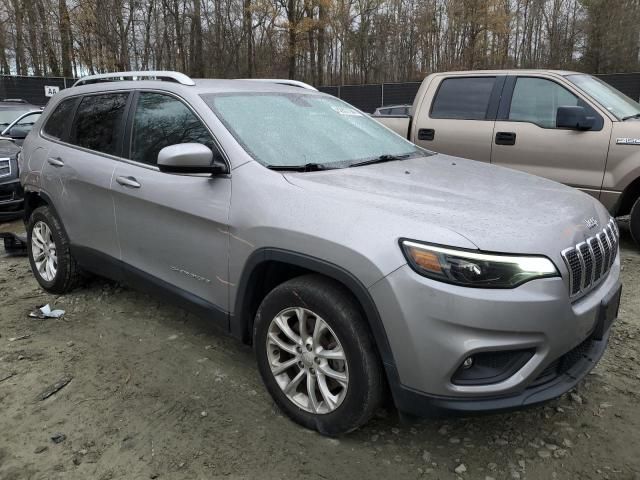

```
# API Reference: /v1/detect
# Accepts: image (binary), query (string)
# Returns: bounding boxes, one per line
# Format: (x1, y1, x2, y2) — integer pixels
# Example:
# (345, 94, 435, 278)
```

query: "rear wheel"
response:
(631, 197, 640, 247)
(254, 274, 384, 435)
(27, 205, 81, 293)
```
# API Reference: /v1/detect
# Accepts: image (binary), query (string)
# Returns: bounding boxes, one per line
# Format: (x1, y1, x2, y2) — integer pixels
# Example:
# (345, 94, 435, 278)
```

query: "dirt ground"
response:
(0, 218, 639, 480)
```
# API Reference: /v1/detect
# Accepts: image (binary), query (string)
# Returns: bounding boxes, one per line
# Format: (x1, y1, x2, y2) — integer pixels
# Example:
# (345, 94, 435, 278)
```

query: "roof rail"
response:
(240, 79, 318, 91)
(73, 71, 195, 88)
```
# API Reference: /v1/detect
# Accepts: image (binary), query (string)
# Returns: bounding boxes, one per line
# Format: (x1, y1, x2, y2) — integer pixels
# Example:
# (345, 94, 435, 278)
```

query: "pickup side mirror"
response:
(556, 106, 594, 131)
(157, 143, 228, 175)
(8, 125, 31, 139)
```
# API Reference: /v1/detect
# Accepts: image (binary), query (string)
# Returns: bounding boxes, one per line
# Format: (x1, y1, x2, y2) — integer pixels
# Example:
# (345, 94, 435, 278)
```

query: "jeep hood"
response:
(283, 154, 610, 257)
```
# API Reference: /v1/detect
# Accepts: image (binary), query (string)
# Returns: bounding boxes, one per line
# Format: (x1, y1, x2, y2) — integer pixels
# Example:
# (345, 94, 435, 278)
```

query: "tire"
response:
(27, 205, 81, 294)
(254, 274, 384, 436)
(631, 197, 640, 247)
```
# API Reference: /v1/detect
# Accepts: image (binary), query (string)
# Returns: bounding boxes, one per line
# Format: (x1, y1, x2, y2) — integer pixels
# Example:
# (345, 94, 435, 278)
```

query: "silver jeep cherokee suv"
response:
(19, 71, 622, 435)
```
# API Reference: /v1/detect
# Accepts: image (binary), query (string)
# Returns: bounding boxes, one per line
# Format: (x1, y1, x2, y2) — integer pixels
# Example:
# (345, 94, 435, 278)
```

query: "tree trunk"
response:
(305, 0, 316, 85)
(214, 0, 222, 75)
(37, 0, 59, 75)
(171, 0, 186, 72)
(115, 0, 130, 70)
(192, 0, 204, 76)
(11, 0, 27, 75)
(287, 0, 297, 79)
(316, 0, 325, 85)
(24, 0, 42, 75)
(0, 21, 11, 75)
(59, 0, 73, 77)
(243, 0, 253, 77)
(142, 0, 154, 69)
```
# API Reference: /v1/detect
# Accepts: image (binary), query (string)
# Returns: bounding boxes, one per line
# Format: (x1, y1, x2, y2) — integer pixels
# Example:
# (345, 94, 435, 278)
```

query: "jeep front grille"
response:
(561, 219, 619, 298)
(0, 158, 10, 178)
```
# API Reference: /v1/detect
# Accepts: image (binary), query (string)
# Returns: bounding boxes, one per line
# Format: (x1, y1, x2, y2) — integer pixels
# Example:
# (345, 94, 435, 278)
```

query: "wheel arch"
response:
(232, 248, 397, 370)
(23, 189, 57, 222)
(615, 175, 640, 217)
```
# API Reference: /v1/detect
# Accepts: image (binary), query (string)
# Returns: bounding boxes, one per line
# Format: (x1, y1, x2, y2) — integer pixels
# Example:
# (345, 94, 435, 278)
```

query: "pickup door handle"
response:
(495, 131, 517, 146)
(418, 128, 435, 141)
(47, 157, 64, 167)
(115, 176, 141, 189)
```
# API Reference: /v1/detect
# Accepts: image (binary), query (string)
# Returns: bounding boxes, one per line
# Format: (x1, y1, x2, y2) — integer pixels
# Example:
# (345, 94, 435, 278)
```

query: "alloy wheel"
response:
(31, 221, 57, 282)
(266, 307, 349, 414)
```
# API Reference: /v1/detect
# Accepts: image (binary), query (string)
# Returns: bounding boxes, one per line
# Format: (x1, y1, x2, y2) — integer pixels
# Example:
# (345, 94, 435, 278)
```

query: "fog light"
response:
(451, 349, 535, 386)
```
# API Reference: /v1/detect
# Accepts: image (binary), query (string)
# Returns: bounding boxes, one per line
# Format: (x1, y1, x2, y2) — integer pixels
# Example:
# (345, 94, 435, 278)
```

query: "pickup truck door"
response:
(412, 75, 505, 162)
(491, 75, 611, 198)
(111, 91, 231, 328)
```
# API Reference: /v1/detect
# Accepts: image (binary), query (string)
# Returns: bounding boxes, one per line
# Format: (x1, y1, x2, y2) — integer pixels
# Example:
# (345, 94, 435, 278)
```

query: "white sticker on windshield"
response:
(331, 106, 363, 117)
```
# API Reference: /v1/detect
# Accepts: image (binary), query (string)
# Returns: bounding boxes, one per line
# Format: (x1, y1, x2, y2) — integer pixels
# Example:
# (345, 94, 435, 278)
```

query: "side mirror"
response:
(556, 106, 594, 131)
(8, 125, 30, 139)
(157, 143, 228, 175)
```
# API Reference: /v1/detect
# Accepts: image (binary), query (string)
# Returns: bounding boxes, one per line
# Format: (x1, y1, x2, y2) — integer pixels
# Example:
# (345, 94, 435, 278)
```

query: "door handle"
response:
(116, 176, 141, 188)
(47, 157, 64, 167)
(495, 131, 516, 146)
(418, 128, 435, 141)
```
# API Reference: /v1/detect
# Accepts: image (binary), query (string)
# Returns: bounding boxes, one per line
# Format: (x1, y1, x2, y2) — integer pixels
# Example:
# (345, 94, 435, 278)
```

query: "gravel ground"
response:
(0, 218, 639, 480)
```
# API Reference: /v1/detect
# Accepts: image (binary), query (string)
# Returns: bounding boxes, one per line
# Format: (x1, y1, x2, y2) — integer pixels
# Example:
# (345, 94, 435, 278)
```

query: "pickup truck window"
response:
(430, 77, 495, 120)
(203, 93, 422, 168)
(509, 77, 579, 128)
(567, 74, 640, 121)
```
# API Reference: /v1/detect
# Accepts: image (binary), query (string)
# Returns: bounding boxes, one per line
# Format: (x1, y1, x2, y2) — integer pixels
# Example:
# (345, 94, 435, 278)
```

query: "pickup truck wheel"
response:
(631, 198, 640, 247)
(254, 274, 384, 436)
(27, 205, 81, 294)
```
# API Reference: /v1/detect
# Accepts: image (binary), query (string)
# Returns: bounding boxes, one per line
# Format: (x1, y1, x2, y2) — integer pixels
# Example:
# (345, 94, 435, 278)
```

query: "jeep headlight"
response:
(400, 240, 558, 288)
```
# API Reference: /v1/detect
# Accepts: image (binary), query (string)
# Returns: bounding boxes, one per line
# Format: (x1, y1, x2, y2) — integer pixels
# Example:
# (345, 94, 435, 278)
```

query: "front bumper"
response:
(0, 178, 24, 220)
(369, 253, 621, 416)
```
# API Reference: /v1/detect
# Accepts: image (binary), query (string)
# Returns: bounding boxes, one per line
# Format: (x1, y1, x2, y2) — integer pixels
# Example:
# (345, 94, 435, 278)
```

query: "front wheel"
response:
(254, 274, 384, 435)
(631, 197, 640, 247)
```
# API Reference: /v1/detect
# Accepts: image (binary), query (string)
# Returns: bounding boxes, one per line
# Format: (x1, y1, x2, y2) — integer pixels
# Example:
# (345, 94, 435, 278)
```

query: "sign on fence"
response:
(44, 85, 60, 97)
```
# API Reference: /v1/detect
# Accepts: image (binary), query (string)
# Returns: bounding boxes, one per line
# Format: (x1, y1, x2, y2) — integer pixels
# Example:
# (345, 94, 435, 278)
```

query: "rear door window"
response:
(69, 93, 129, 156)
(43, 98, 77, 140)
(129, 92, 221, 166)
(430, 77, 496, 120)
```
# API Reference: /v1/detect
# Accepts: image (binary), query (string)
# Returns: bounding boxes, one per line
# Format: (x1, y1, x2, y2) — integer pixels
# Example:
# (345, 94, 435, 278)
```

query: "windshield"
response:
(202, 93, 424, 168)
(567, 74, 640, 120)
(15, 111, 41, 126)
(0, 109, 31, 126)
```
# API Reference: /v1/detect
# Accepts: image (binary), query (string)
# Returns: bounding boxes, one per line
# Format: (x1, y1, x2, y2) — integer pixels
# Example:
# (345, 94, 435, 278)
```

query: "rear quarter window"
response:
(430, 77, 496, 120)
(43, 98, 77, 140)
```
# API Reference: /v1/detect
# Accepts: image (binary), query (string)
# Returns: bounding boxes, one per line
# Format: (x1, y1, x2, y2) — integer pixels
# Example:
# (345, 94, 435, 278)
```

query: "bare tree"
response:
(0, 0, 637, 84)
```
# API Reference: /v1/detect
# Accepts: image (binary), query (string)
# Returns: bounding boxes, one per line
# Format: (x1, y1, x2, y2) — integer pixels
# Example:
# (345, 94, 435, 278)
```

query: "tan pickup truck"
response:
(374, 70, 640, 246)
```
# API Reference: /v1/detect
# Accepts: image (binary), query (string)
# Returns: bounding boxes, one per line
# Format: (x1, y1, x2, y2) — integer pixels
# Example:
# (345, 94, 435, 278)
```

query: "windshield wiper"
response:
(266, 162, 330, 172)
(349, 153, 412, 168)
(622, 113, 640, 121)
